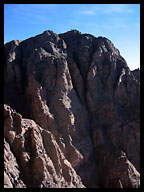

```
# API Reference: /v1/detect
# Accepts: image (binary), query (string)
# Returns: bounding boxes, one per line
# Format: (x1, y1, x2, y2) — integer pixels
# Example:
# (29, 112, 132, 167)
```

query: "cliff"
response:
(4, 30, 140, 188)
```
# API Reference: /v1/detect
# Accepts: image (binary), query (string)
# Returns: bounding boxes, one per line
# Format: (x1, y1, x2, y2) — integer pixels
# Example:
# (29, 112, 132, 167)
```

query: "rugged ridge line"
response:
(4, 30, 140, 188)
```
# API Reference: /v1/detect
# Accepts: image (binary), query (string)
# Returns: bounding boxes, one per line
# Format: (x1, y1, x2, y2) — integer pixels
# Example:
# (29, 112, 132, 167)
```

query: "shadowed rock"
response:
(4, 29, 140, 188)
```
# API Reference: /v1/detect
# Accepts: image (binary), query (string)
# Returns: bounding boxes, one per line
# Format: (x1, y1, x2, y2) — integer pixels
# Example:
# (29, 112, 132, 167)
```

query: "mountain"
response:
(4, 30, 140, 188)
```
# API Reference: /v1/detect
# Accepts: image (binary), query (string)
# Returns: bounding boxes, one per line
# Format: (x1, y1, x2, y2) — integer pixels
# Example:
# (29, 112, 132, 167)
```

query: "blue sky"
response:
(4, 4, 140, 70)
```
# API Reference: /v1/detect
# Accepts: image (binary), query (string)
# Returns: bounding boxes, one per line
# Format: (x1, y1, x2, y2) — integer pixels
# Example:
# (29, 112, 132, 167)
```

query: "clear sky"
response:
(4, 4, 140, 70)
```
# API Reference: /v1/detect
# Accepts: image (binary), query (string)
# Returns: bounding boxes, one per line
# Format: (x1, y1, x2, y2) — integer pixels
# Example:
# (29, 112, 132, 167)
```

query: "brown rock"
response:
(4, 139, 26, 188)
(4, 104, 85, 188)
(4, 30, 140, 188)
(99, 149, 140, 188)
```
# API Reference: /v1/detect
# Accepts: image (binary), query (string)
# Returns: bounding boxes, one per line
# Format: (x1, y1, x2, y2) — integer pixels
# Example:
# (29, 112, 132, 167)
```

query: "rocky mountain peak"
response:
(4, 30, 140, 188)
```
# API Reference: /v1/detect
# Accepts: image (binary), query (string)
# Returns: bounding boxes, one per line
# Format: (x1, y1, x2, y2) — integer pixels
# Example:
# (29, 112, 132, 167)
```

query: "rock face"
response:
(4, 30, 140, 188)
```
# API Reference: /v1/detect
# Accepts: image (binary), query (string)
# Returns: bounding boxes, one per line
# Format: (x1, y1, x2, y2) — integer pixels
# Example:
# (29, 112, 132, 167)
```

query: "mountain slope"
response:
(4, 30, 140, 188)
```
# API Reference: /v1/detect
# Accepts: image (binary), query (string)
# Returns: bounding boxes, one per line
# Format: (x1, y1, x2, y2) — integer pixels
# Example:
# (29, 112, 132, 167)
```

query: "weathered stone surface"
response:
(4, 138, 26, 188)
(132, 68, 140, 82)
(4, 104, 85, 188)
(95, 149, 140, 188)
(4, 29, 140, 188)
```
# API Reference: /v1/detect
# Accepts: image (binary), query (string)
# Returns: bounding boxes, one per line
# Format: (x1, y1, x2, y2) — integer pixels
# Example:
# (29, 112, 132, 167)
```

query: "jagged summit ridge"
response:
(4, 30, 140, 188)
